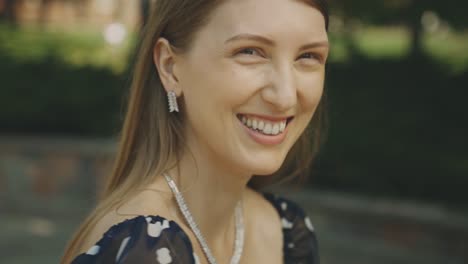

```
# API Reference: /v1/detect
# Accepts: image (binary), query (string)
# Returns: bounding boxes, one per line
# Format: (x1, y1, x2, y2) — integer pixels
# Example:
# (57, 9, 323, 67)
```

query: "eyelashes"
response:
(234, 47, 324, 63)
(298, 52, 322, 61)
(237, 48, 260, 56)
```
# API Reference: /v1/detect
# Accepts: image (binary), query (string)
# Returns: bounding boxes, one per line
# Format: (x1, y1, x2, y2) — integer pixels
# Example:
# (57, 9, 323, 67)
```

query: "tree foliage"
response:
(328, 0, 468, 57)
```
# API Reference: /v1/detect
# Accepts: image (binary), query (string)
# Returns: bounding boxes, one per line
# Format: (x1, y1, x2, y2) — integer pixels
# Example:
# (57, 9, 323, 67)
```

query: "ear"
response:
(153, 38, 182, 96)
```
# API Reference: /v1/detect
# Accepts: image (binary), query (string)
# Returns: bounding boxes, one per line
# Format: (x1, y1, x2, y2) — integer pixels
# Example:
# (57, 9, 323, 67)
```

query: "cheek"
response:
(219, 63, 269, 103)
(299, 73, 325, 112)
(181, 58, 258, 106)
(179, 64, 225, 110)
(195, 66, 267, 113)
(291, 73, 324, 139)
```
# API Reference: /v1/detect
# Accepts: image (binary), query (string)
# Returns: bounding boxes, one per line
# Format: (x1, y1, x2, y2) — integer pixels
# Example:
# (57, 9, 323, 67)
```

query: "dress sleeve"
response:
(263, 193, 320, 264)
(70, 216, 198, 264)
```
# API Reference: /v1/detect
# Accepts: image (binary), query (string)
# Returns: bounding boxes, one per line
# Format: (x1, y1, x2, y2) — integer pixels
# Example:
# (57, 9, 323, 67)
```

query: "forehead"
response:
(197, 0, 327, 44)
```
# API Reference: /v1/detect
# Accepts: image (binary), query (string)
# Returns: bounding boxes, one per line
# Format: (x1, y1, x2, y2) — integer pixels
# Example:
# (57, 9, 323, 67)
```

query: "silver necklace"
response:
(163, 173, 244, 264)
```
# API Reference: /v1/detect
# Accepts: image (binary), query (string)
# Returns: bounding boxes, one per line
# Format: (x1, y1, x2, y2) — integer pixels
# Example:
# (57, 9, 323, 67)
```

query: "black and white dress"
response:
(71, 193, 319, 264)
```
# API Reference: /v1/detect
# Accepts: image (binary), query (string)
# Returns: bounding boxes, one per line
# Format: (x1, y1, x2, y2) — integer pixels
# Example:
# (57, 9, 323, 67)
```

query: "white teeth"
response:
(263, 123, 272, 134)
(239, 115, 288, 136)
(258, 120, 265, 130)
(279, 121, 286, 132)
(272, 124, 280, 135)
(252, 120, 258, 130)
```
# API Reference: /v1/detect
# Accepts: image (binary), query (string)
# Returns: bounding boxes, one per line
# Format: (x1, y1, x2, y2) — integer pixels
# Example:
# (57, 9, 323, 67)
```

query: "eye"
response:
(298, 52, 322, 62)
(236, 47, 262, 57)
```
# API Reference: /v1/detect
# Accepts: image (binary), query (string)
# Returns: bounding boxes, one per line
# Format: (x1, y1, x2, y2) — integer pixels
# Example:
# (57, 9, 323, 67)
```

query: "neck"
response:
(165, 141, 251, 248)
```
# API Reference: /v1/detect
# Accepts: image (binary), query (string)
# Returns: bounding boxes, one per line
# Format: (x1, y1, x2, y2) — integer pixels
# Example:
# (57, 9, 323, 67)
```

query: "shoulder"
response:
(262, 192, 315, 230)
(245, 188, 282, 226)
(72, 215, 195, 264)
(262, 192, 320, 264)
(245, 189, 318, 235)
(78, 189, 172, 253)
(73, 191, 197, 263)
(245, 188, 284, 248)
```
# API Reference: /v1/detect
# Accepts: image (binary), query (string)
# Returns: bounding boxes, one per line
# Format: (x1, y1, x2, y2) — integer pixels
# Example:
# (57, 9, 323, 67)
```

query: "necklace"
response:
(163, 173, 244, 264)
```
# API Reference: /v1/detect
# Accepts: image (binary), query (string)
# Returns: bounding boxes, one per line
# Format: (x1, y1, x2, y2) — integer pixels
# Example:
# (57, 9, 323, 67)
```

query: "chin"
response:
(229, 143, 292, 176)
(246, 156, 286, 176)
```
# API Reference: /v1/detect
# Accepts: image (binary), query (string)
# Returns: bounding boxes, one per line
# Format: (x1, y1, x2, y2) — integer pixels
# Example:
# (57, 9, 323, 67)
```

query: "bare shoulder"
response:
(244, 188, 282, 239)
(243, 188, 283, 261)
(78, 188, 173, 254)
(78, 209, 126, 254)
(245, 188, 280, 219)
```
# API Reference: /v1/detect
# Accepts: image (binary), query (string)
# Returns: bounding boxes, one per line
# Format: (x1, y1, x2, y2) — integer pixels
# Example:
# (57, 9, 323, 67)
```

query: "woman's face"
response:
(174, 0, 328, 175)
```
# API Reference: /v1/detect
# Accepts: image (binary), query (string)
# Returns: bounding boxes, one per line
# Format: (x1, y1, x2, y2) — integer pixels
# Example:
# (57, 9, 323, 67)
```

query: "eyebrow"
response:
(224, 33, 329, 50)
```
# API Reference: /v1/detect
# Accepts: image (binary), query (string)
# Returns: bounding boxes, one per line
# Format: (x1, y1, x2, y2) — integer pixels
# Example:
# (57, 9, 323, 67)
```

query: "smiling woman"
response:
(61, 0, 329, 263)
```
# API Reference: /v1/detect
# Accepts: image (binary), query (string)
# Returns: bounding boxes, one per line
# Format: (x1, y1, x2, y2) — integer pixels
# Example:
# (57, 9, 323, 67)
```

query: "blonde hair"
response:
(61, 0, 329, 262)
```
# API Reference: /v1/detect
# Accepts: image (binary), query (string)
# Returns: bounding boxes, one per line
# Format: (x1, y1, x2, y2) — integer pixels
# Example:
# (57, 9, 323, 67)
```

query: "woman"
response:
(62, 0, 329, 263)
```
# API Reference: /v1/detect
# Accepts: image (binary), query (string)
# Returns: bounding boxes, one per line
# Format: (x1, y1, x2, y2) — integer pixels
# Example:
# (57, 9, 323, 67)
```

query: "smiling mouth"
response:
(236, 114, 294, 136)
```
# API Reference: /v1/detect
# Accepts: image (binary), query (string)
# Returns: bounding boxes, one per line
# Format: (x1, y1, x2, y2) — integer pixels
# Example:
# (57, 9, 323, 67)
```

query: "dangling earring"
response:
(167, 90, 179, 113)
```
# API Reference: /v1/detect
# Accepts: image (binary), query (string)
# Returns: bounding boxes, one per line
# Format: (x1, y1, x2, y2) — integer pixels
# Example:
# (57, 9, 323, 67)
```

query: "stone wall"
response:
(0, 136, 115, 214)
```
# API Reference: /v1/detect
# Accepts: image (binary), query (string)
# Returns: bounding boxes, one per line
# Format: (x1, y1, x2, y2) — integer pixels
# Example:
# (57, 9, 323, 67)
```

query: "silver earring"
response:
(167, 90, 179, 113)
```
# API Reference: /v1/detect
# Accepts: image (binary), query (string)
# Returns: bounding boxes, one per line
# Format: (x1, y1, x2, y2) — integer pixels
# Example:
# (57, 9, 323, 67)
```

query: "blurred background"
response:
(0, 0, 467, 263)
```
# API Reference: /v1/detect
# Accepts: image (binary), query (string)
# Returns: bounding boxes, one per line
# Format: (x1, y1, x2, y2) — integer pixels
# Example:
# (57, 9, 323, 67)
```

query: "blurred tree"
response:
(329, 0, 468, 58)
(0, 0, 20, 25)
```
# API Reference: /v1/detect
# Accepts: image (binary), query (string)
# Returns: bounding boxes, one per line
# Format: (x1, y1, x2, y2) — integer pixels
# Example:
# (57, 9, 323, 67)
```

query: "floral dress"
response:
(71, 193, 319, 264)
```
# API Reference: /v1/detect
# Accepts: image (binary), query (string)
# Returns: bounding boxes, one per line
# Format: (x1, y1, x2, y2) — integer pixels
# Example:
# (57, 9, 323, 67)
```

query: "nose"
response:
(261, 64, 297, 112)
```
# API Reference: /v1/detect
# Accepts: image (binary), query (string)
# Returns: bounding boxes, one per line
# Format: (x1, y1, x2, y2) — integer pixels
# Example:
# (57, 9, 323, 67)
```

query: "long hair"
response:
(61, 0, 329, 262)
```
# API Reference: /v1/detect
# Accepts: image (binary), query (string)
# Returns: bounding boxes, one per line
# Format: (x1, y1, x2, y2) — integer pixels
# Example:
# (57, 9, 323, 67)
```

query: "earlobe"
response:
(153, 38, 182, 96)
